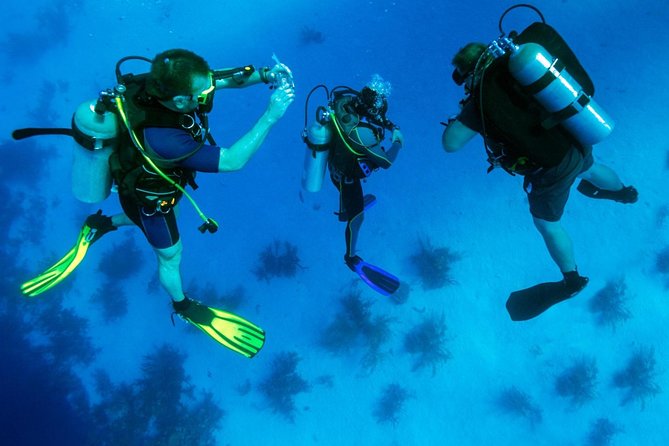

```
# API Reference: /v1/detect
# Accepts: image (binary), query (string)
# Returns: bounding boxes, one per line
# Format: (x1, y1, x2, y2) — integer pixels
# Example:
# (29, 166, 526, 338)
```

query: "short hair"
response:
(452, 42, 487, 76)
(146, 49, 211, 99)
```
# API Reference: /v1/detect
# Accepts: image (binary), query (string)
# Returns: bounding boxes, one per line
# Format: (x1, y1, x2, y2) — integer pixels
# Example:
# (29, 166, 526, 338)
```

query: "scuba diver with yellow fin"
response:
(301, 76, 404, 296)
(441, 5, 638, 320)
(14, 49, 295, 357)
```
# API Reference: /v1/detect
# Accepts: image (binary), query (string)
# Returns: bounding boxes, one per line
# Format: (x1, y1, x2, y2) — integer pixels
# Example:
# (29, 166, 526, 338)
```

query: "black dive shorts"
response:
(523, 145, 594, 222)
(119, 194, 180, 249)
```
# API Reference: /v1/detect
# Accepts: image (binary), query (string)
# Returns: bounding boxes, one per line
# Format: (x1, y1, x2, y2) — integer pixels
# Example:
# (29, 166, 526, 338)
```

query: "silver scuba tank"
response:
(301, 106, 332, 193)
(507, 42, 614, 146)
(71, 99, 117, 203)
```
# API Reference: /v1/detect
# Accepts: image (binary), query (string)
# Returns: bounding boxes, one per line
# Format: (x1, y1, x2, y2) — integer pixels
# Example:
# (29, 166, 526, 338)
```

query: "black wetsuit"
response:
(457, 80, 593, 222)
(324, 95, 400, 256)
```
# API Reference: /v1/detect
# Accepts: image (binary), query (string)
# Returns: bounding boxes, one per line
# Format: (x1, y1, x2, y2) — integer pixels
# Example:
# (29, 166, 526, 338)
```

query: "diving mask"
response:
(172, 74, 216, 108)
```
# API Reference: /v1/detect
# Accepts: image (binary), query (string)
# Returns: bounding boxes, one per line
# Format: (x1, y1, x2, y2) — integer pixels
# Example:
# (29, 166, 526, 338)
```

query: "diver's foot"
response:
(172, 296, 193, 313)
(576, 180, 638, 204)
(562, 270, 589, 296)
(84, 210, 117, 243)
(344, 254, 363, 272)
(615, 185, 639, 204)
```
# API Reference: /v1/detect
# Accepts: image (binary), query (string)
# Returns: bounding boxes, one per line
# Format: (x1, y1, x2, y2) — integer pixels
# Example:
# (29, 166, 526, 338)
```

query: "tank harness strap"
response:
(541, 93, 590, 130)
(522, 58, 567, 95)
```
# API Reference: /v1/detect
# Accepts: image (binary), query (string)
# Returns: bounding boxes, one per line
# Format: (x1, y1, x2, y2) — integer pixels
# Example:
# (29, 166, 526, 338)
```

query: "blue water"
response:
(1, 0, 667, 445)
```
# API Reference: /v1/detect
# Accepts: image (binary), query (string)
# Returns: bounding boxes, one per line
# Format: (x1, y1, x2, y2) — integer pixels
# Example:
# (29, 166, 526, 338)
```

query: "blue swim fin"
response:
(345, 255, 400, 296)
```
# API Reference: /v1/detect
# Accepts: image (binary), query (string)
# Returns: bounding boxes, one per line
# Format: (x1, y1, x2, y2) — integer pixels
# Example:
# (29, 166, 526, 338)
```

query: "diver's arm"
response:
(214, 66, 269, 89)
(442, 119, 477, 153)
(214, 63, 288, 89)
(384, 128, 404, 163)
(365, 128, 403, 169)
(218, 86, 295, 172)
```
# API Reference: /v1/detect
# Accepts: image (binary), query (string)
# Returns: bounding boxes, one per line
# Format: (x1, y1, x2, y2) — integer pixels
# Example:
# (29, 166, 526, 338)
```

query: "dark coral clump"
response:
(612, 346, 661, 408)
(35, 298, 98, 368)
(588, 279, 631, 328)
(0, 139, 52, 188)
(90, 279, 128, 323)
(495, 386, 543, 427)
(90, 345, 224, 445)
(253, 240, 304, 281)
(586, 418, 623, 446)
(403, 313, 451, 375)
(1, 1, 74, 64)
(320, 288, 393, 371)
(655, 246, 669, 276)
(409, 237, 459, 290)
(373, 383, 412, 425)
(299, 26, 326, 45)
(1, 306, 92, 445)
(188, 281, 247, 312)
(258, 351, 310, 421)
(554, 356, 598, 407)
(97, 234, 145, 281)
(320, 289, 373, 354)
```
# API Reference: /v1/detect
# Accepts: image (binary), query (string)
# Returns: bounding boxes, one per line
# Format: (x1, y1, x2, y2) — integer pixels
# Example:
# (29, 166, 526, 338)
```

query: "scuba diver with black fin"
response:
(14, 49, 295, 357)
(440, 4, 638, 321)
(301, 75, 404, 296)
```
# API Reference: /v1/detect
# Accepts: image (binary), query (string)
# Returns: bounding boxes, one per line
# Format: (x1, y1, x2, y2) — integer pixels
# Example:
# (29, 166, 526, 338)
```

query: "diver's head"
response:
(451, 42, 487, 86)
(355, 74, 391, 125)
(147, 49, 214, 112)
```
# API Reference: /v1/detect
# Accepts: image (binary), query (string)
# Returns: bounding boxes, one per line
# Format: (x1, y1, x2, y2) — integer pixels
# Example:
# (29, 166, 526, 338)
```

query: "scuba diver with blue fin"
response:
(441, 5, 638, 320)
(301, 75, 404, 296)
(15, 49, 295, 357)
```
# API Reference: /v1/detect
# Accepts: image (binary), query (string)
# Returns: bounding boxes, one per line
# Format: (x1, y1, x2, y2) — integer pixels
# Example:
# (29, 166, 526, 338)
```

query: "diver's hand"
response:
(268, 62, 294, 89)
(265, 86, 295, 123)
(391, 128, 404, 147)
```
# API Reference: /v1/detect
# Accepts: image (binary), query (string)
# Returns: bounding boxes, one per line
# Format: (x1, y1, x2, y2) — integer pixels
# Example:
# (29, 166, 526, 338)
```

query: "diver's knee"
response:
(155, 240, 183, 264)
(532, 216, 562, 235)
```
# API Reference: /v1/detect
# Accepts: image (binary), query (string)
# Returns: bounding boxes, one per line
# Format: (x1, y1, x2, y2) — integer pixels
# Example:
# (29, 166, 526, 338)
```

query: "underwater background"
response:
(1, 0, 667, 444)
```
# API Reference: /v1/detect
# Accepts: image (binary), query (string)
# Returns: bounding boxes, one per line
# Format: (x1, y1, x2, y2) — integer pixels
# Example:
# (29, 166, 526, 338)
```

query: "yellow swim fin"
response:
(20, 210, 116, 297)
(173, 297, 265, 358)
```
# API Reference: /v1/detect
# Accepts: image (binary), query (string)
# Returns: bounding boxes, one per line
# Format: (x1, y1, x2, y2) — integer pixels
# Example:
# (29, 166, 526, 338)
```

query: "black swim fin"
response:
(173, 297, 265, 358)
(506, 276, 589, 321)
(576, 179, 638, 204)
(345, 255, 400, 296)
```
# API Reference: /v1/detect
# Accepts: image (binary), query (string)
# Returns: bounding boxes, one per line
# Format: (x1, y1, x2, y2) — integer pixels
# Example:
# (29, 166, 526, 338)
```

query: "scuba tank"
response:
(485, 4, 614, 147)
(302, 105, 331, 192)
(301, 86, 333, 193)
(505, 41, 614, 146)
(71, 96, 118, 203)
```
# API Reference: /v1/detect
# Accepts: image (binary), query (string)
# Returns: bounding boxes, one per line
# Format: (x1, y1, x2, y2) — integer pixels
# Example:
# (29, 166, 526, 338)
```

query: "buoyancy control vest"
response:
(108, 76, 203, 212)
(473, 22, 600, 174)
(327, 94, 385, 180)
